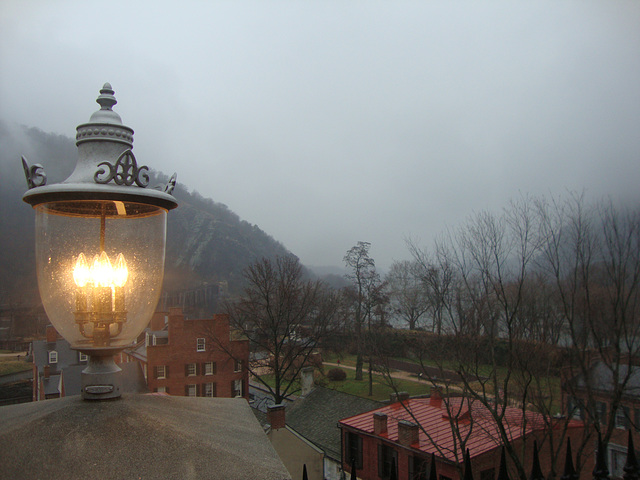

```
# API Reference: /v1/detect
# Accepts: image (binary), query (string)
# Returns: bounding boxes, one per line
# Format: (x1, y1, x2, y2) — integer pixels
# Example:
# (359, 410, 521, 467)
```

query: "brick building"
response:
(339, 390, 584, 480)
(127, 307, 249, 399)
(563, 357, 640, 478)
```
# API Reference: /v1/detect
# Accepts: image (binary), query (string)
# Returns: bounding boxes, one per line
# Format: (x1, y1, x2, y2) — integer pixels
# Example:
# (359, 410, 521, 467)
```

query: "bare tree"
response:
(220, 256, 339, 404)
(385, 259, 430, 330)
(344, 241, 380, 381)
(537, 195, 640, 456)
(404, 197, 588, 480)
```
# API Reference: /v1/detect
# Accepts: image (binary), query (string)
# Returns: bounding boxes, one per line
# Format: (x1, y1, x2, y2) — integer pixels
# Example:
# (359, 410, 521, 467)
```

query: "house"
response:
(563, 357, 640, 478)
(339, 389, 584, 480)
(32, 325, 146, 400)
(253, 367, 382, 480)
(125, 307, 249, 399)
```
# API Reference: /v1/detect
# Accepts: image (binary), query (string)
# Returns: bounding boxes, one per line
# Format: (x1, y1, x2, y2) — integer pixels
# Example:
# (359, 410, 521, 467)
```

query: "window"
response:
(48, 351, 58, 364)
(378, 444, 398, 480)
(596, 401, 607, 425)
(155, 365, 167, 379)
(409, 456, 428, 480)
(568, 396, 584, 420)
(345, 431, 363, 470)
(232, 379, 243, 397)
(609, 444, 627, 479)
(185, 363, 197, 377)
(197, 338, 205, 352)
(203, 382, 216, 398)
(234, 359, 243, 373)
(186, 384, 197, 397)
(615, 406, 630, 429)
(79, 352, 88, 362)
(203, 361, 216, 375)
(156, 386, 167, 393)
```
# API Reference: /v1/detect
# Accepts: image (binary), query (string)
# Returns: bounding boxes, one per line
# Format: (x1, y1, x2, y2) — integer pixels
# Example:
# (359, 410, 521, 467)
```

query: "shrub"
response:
(327, 368, 347, 382)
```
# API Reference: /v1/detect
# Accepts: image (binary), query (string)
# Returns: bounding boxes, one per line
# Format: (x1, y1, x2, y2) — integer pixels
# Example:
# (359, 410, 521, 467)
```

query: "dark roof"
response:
(285, 386, 382, 461)
(0, 394, 291, 480)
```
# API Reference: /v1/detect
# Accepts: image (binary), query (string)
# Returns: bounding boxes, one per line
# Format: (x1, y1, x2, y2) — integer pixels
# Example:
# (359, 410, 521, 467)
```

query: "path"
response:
(323, 362, 426, 384)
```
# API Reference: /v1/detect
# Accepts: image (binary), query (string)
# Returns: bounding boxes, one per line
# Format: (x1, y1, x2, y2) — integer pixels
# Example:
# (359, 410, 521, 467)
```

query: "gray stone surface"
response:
(0, 394, 291, 479)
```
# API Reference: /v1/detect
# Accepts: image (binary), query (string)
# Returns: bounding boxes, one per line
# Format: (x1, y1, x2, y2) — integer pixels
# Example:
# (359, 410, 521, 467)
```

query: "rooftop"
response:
(286, 385, 382, 461)
(0, 394, 291, 479)
(340, 397, 581, 462)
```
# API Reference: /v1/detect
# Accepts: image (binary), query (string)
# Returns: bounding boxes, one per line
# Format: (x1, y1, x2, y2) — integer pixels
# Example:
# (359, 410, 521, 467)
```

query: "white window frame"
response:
(615, 406, 630, 429)
(156, 386, 167, 393)
(204, 382, 214, 398)
(79, 352, 88, 362)
(156, 365, 166, 379)
(186, 384, 197, 397)
(233, 379, 242, 398)
(204, 362, 215, 376)
(186, 363, 197, 376)
(48, 350, 58, 364)
(234, 359, 242, 373)
(609, 443, 627, 479)
(197, 338, 206, 352)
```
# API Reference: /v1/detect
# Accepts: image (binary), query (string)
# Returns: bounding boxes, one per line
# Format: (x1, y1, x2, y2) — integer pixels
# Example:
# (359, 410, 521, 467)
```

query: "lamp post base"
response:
(81, 353, 122, 400)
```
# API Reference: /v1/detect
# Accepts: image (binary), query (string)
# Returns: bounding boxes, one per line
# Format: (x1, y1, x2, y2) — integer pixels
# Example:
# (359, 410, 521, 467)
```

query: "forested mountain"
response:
(0, 122, 294, 310)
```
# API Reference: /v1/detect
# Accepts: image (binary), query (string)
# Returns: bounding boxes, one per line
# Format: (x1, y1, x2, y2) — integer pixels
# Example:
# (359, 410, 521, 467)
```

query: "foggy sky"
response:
(1, 1, 639, 271)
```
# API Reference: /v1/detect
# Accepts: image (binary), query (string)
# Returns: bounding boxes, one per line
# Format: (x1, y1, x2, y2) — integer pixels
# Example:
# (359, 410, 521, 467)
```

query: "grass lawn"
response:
(0, 357, 31, 376)
(322, 367, 430, 401)
(255, 367, 430, 402)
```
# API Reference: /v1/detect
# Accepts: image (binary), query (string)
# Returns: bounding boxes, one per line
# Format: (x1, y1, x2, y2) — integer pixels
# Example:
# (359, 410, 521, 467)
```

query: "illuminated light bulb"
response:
(73, 253, 91, 287)
(113, 253, 128, 287)
(92, 251, 113, 287)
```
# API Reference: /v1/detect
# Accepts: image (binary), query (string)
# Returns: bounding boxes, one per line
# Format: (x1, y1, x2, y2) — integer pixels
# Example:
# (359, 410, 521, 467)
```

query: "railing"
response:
(300, 430, 639, 480)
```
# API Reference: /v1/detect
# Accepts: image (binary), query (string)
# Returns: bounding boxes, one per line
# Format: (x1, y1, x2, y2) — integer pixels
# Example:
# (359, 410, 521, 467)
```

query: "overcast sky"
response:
(1, 1, 639, 271)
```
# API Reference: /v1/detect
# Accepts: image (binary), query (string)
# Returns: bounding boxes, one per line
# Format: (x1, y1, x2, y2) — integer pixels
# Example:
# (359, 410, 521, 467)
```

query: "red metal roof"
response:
(339, 397, 572, 462)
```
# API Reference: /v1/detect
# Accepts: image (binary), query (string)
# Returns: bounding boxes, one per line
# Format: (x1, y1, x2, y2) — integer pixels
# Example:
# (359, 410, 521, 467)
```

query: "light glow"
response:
(73, 253, 91, 287)
(73, 251, 129, 288)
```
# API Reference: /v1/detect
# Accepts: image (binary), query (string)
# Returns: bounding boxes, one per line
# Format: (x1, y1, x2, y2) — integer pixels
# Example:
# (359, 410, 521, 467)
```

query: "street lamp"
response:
(22, 83, 178, 400)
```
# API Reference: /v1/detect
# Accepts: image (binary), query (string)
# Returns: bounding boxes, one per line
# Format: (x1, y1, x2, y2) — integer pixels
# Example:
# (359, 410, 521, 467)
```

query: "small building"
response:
(339, 390, 584, 480)
(126, 307, 249, 399)
(32, 325, 86, 401)
(32, 325, 146, 400)
(254, 367, 382, 480)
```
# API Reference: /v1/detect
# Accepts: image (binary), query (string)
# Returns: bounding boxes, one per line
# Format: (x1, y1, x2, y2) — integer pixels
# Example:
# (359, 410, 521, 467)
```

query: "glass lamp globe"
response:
(22, 83, 177, 399)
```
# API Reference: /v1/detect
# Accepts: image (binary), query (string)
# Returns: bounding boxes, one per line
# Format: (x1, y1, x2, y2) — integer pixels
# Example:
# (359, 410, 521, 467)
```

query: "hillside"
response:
(0, 122, 295, 313)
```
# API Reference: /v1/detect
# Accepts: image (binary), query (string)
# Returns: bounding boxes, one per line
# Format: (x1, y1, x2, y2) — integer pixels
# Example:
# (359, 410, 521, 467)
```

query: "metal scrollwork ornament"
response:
(164, 173, 177, 195)
(94, 149, 149, 187)
(22, 156, 47, 189)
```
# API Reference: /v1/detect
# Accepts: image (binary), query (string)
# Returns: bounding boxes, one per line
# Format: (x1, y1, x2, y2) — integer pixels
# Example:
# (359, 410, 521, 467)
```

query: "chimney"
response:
(430, 387, 442, 408)
(43, 365, 50, 379)
(149, 311, 167, 331)
(300, 366, 314, 397)
(373, 412, 388, 435)
(397, 420, 419, 447)
(267, 404, 286, 430)
(46, 325, 58, 343)
(398, 391, 410, 402)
